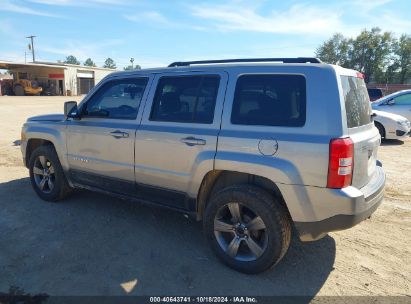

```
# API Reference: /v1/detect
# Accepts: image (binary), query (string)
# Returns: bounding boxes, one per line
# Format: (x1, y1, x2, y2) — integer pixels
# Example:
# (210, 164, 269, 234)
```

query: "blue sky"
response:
(0, 0, 410, 69)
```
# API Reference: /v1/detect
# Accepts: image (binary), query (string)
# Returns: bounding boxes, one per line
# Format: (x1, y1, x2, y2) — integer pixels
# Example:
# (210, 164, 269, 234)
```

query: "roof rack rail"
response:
(168, 57, 322, 67)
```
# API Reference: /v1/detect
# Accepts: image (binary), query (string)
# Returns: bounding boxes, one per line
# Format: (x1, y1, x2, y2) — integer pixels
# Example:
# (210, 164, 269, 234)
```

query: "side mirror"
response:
(386, 99, 395, 106)
(64, 101, 80, 119)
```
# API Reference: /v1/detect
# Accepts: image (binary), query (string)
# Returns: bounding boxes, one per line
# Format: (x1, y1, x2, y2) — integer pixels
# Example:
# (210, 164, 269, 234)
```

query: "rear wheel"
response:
(375, 121, 385, 139)
(204, 185, 291, 274)
(29, 145, 72, 201)
(13, 84, 24, 96)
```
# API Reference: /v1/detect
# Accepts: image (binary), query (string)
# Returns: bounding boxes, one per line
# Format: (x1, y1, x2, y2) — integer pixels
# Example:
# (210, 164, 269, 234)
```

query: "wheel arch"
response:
(25, 138, 54, 167)
(196, 170, 289, 221)
(23, 123, 68, 170)
(374, 121, 386, 138)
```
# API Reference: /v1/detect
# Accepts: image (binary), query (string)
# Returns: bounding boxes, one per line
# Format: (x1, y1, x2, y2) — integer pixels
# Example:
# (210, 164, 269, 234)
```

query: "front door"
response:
(66, 76, 151, 194)
(134, 72, 228, 209)
(383, 93, 411, 121)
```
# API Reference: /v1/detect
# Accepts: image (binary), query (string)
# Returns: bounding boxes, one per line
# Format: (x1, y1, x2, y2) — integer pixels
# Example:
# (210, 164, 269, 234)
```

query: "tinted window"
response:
(367, 88, 383, 99)
(84, 78, 148, 119)
(231, 74, 306, 127)
(150, 75, 219, 124)
(341, 76, 372, 128)
(394, 93, 411, 105)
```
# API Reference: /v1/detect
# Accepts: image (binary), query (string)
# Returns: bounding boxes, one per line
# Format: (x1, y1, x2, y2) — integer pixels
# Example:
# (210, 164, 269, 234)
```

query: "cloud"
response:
(38, 39, 124, 62)
(27, 0, 129, 6)
(190, 2, 343, 35)
(189, 0, 408, 38)
(0, 0, 61, 17)
(348, 0, 393, 12)
(124, 11, 179, 28)
(371, 13, 411, 33)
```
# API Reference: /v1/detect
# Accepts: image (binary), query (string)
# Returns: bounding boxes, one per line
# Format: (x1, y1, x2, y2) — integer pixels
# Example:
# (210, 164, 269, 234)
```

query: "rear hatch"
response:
(341, 74, 380, 189)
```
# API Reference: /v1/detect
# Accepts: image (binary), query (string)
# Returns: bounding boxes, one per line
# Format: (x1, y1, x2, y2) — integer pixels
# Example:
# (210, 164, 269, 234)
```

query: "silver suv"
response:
(21, 58, 385, 273)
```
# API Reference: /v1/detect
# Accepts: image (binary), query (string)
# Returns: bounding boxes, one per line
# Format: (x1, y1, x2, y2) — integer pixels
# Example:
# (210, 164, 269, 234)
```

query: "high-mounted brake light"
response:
(356, 72, 364, 79)
(327, 138, 354, 189)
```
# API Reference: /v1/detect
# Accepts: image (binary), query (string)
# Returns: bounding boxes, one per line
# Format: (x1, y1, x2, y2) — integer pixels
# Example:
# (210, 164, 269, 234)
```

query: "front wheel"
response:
(13, 84, 24, 96)
(29, 145, 72, 201)
(375, 121, 385, 139)
(204, 185, 291, 274)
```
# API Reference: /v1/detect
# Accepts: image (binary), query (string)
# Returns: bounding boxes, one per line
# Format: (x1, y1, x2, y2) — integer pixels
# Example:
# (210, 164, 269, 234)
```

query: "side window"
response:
(83, 78, 148, 119)
(231, 74, 306, 127)
(393, 94, 411, 105)
(150, 75, 220, 124)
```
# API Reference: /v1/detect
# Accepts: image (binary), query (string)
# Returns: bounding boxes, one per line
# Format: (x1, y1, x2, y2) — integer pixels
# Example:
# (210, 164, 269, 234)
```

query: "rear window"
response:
(341, 76, 372, 128)
(231, 74, 306, 127)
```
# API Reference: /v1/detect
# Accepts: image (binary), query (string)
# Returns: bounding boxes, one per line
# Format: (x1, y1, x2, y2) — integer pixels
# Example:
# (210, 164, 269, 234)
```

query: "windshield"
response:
(341, 76, 372, 128)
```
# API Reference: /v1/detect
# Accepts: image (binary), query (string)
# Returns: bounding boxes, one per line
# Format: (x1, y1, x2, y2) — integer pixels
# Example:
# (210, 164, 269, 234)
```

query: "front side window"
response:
(393, 93, 411, 105)
(83, 78, 148, 119)
(231, 74, 306, 127)
(150, 75, 220, 124)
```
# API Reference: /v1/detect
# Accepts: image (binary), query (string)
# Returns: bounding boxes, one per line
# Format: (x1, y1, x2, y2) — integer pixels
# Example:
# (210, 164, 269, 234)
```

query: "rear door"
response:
(134, 71, 228, 209)
(341, 75, 380, 188)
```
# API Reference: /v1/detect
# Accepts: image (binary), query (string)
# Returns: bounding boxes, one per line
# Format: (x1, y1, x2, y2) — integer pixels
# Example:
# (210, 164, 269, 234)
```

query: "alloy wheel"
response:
(213, 202, 268, 262)
(33, 155, 55, 194)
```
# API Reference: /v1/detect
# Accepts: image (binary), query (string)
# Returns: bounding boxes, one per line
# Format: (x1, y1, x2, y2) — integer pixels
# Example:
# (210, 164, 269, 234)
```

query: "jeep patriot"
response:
(21, 58, 385, 273)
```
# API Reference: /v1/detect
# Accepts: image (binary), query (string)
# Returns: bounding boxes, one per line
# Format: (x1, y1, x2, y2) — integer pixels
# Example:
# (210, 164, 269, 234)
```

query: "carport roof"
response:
(0, 60, 116, 71)
(0, 61, 67, 70)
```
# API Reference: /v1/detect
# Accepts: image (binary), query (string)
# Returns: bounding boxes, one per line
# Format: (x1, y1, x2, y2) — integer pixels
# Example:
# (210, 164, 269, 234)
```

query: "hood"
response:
(373, 110, 409, 122)
(27, 114, 65, 122)
(371, 101, 384, 109)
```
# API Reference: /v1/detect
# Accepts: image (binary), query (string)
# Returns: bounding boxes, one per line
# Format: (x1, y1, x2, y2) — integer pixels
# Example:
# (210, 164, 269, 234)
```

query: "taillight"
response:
(327, 138, 354, 189)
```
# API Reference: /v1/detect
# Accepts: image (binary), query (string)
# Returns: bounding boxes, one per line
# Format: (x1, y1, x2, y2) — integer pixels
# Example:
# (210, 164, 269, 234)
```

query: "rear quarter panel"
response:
(216, 65, 342, 188)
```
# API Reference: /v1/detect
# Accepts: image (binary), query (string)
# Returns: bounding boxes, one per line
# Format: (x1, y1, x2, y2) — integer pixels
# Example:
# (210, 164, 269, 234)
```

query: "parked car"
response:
(367, 88, 385, 101)
(372, 89, 411, 121)
(20, 58, 385, 274)
(373, 110, 411, 140)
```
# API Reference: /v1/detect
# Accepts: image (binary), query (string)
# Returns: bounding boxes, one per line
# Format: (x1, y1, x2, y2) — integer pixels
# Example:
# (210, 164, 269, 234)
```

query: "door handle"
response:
(109, 130, 129, 138)
(180, 136, 206, 146)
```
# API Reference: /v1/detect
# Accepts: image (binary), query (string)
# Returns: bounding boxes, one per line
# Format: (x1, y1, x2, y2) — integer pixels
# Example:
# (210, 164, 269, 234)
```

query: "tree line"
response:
(63, 55, 141, 71)
(315, 27, 411, 84)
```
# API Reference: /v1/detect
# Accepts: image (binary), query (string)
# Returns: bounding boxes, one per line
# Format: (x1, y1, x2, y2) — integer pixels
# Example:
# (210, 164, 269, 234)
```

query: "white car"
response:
(371, 89, 411, 121)
(373, 110, 411, 140)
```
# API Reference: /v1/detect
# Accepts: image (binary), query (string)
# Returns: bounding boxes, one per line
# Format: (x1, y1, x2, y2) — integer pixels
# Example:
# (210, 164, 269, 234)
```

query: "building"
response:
(367, 83, 411, 95)
(0, 60, 115, 96)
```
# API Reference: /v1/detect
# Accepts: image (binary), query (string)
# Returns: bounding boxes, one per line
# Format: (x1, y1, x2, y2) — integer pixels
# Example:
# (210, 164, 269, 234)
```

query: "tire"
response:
(14, 84, 24, 96)
(29, 145, 72, 201)
(375, 121, 385, 139)
(204, 184, 291, 274)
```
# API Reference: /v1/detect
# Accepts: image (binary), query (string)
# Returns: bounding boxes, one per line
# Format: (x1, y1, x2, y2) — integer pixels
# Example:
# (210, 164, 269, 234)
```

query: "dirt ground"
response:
(0, 96, 410, 297)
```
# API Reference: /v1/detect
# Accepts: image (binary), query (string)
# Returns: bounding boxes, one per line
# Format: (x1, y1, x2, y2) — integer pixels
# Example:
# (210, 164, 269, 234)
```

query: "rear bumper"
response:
(295, 164, 385, 241)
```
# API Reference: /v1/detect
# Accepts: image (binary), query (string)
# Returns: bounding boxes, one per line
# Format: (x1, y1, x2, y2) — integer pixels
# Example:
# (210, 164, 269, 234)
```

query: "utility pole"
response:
(26, 35, 36, 62)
